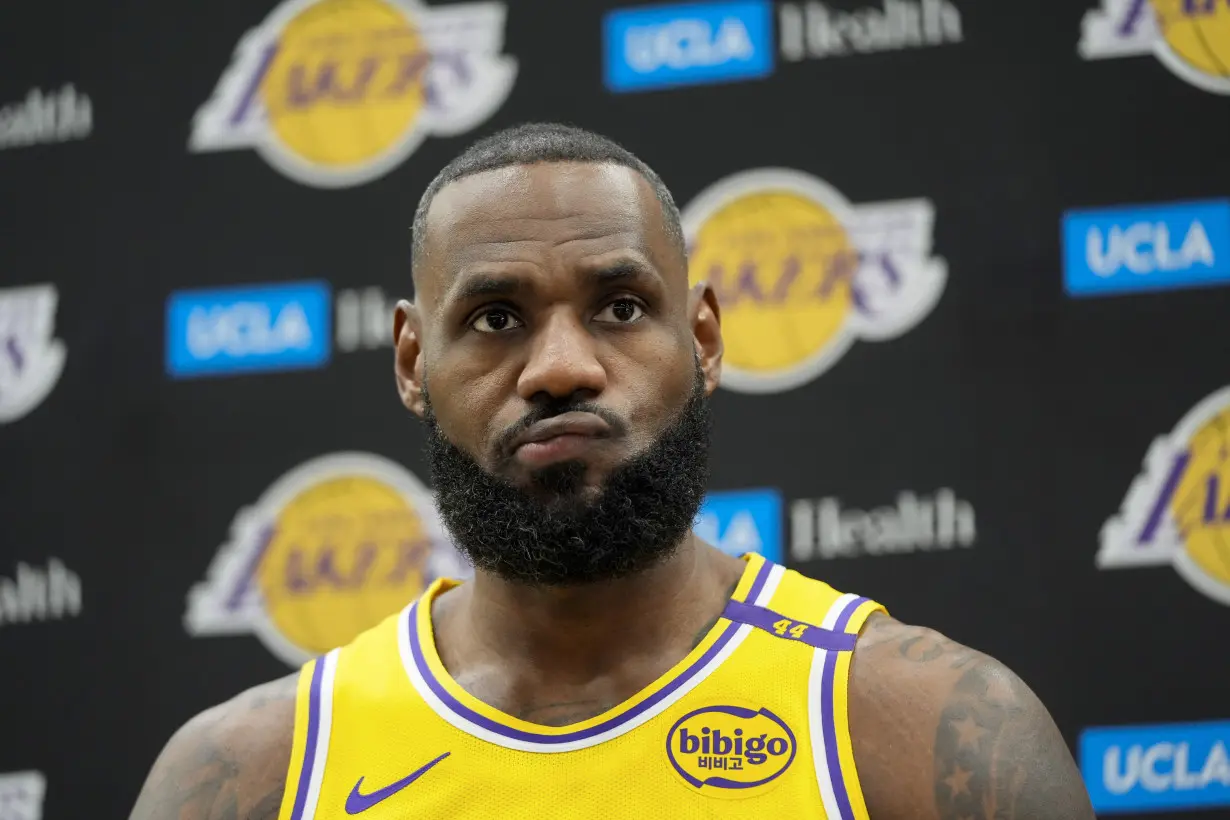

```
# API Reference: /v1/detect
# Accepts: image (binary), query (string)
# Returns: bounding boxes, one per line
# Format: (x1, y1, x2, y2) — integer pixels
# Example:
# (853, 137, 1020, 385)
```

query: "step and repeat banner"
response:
(2, 0, 1229, 817)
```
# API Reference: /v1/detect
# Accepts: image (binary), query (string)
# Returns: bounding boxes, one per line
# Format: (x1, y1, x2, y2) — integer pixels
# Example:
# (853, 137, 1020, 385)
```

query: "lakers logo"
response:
(681, 169, 946, 394)
(665, 705, 796, 795)
(189, 0, 518, 187)
(0, 285, 67, 424)
(185, 452, 468, 664)
(1098, 386, 1230, 604)
(1080, 0, 1230, 94)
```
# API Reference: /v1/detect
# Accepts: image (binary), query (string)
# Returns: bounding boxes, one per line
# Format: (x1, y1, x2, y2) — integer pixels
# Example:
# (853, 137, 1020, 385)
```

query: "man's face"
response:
(394, 161, 724, 585)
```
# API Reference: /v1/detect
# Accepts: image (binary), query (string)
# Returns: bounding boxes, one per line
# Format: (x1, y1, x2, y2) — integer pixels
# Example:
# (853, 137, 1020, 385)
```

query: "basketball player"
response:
(130, 124, 1094, 819)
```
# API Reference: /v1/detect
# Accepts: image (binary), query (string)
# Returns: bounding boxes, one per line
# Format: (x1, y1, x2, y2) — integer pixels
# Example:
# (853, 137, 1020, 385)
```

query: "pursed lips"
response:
(507, 411, 613, 458)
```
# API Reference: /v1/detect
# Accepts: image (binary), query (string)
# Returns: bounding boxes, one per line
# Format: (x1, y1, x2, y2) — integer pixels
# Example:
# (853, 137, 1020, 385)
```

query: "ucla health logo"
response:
(190, 0, 517, 188)
(682, 169, 945, 394)
(0, 85, 92, 151)
(185, 452, 468, 665)
(1064, 199, 1230, 297)
(1098, 386, 1230, 605)
(0, 285, 67, 424)
(792, 488, 976, 560)
(779, 0, 963, 62)
(1080, 0, 1230, 94)
(603, 1, 774, 93)
(1081, 721, 1230, 814)
(166, 281, 331, 379)
(696, 489, 782, 563)
(666, 705, 796, 794)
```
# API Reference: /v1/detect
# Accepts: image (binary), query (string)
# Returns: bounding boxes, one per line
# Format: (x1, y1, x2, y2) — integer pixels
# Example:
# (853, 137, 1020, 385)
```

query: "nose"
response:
(516, 309, 607, 402)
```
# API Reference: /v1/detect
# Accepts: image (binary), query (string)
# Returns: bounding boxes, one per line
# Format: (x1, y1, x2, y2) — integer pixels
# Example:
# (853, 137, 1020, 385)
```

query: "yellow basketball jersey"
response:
(276, 554, 884, 819)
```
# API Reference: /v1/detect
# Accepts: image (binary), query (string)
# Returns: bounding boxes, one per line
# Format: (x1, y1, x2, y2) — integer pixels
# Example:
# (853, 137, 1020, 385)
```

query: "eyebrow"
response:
(589, 260, 653, 283)
(449, 259, 659, 304)
(454, 275, 521, 303)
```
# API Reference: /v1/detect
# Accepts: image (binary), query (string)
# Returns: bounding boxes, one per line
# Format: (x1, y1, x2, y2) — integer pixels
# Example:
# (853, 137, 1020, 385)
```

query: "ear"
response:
(393, 300, 426, 417)
(687, 282, 723, 396)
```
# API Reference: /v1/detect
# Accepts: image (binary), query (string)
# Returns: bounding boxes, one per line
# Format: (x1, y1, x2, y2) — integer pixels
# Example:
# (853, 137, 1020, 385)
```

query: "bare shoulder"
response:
(847, 613, 1094, 820)
(129, 673, 298, 820)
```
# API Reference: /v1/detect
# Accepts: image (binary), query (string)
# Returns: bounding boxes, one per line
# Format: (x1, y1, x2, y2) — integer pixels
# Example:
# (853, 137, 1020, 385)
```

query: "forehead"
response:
(421, 162, 666, 271)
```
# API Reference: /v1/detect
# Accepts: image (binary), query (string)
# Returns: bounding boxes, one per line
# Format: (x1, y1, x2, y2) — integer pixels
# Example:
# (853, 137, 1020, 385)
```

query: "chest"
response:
(310, 640, 830, 819)
(312, 711, 826, 820)
(449, 655, 690, 728)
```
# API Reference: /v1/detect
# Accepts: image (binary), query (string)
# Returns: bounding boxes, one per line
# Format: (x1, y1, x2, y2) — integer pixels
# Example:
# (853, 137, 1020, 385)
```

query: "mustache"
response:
(492, 397, 630, 460)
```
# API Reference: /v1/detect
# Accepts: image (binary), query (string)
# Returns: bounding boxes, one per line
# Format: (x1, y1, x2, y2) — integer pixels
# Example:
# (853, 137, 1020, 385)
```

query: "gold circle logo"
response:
(262, 0, 428, 170)
(1171, 405, 1230, 589)
(1151, 0, 1230, 83)
(683, 170, 863, 394)
(682, 169, 946, 395)
(257, 474, 435, 656)
(185, 453, 465, 665)
(689, 190, 855, 376)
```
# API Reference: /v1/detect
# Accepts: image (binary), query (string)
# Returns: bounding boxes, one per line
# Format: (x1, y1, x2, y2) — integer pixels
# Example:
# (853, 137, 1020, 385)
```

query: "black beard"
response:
(422, 367, 711, 586)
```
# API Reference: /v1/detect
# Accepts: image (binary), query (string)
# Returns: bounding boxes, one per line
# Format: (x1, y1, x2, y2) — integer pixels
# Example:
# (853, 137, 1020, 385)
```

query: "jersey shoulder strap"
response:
(277, 647, 340, 820)
(275, 598, 406, 820)
(724, 564, 885, 820)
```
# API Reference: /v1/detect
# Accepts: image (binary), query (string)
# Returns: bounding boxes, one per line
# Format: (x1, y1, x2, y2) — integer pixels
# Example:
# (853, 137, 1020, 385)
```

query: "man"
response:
(130, 123, 1094, 819)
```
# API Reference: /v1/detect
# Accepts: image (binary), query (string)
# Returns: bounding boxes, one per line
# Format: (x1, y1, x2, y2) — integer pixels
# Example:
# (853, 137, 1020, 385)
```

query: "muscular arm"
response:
(849, 615, 1094, 820)
(129, 674, 297, 820)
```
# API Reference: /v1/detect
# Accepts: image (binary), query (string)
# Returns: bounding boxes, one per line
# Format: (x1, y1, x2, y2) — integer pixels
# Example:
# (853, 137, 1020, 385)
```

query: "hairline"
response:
(411, 158, 687, 278)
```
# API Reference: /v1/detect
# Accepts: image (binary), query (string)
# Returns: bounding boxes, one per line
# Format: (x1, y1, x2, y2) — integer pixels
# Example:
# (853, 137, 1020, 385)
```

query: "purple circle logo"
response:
(665, 705, 796, 791)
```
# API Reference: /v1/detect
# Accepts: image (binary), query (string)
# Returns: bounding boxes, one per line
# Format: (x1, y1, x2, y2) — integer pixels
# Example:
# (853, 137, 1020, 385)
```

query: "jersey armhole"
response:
(275, 660, 314, 820)
(807, 596, 885, 820)
(277, 650, 339, 820)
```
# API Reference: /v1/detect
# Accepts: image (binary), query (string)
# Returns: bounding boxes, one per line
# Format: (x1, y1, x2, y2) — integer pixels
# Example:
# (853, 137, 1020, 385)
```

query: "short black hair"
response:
(411, 122, 685, 271)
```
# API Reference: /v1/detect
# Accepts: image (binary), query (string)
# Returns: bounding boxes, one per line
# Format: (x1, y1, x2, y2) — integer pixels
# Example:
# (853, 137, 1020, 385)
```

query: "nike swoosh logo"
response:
(344, 751, 451, 815)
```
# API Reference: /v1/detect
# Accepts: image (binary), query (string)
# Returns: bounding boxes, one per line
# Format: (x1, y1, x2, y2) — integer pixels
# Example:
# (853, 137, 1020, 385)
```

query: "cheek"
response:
(436, 368, 521, 461)
(430, 370, 490, 442)
(621, 353, 694, 439)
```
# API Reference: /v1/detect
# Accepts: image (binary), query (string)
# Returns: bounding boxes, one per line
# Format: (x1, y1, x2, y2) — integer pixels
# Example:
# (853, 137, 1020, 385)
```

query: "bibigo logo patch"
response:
(189, 0, 517, 188)
(666, 705, 797, 795)
(1098, 386, 1230, 605)
(681, 168, 946, 394)
(185, 452, 468, 664)
(1080, 0, 1230, 95)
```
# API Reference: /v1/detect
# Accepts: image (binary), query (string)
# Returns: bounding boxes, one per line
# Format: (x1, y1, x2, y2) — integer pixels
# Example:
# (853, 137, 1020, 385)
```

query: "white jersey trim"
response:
(807, 592, 862, 819)
(301, 648, 339, 820)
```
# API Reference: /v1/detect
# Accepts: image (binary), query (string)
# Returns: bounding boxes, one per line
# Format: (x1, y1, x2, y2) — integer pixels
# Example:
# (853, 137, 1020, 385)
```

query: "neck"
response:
(440, 537, 741, 680)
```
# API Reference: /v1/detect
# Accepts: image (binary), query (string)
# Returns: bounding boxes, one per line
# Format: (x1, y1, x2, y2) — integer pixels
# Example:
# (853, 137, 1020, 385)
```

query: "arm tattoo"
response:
(933, 661, 1094, 820)
(933, 662, 1027, 819)
(850, 617, 1093, 820)
(248, 787, 288, 820)
(132, 721, 244, 820)
(130, 677, 294, 820)
(858, 615, 980, 669)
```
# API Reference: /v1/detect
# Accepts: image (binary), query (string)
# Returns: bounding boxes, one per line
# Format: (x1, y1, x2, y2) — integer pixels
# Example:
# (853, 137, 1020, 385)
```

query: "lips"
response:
(509, 411, 613, 455)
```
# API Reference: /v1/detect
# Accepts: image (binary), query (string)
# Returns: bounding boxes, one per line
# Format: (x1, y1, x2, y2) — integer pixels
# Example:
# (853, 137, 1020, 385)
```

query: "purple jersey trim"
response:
(721, 600, 858, 652)
(743, 558, 772, 605)
(408, 558, 776, 745)
(288, 656, 325, 820)
(820, 596, 871, 820)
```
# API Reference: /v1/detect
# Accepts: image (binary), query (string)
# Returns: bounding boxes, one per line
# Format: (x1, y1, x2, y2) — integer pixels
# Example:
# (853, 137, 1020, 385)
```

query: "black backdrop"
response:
(2, 0, 1229, 817)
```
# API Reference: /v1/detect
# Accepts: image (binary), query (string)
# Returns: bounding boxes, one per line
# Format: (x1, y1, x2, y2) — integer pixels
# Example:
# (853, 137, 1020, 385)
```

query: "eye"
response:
(594, 298, 645, 324)
(470, 308, 524, 333)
